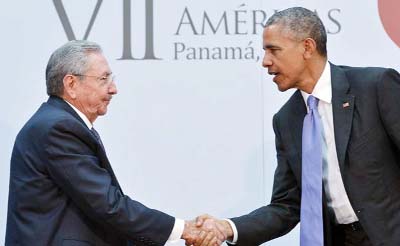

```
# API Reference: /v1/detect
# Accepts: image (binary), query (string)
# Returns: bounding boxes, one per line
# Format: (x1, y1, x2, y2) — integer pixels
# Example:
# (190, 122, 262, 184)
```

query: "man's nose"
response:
(109, 81, 118, 95)
(262, 52, 272, 67)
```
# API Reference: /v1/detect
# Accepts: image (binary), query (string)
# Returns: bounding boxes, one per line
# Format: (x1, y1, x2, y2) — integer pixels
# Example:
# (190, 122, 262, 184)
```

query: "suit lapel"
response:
(47, 96, 123, 193)
(330, 64, 355, 171)
(289, 90, 307, 159)
(94, 143, 124, 193)
(47, 96, 86, 126)
(287, 64, 356, 173)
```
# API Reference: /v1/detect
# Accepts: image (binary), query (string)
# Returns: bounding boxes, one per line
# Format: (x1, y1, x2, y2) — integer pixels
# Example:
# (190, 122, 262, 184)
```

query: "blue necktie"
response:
(300, 95, 324, 246)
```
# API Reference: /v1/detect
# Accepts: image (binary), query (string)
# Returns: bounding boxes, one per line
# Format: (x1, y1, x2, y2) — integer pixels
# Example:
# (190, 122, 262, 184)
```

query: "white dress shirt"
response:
(228, 62, 358, 244)
(64, 100, 184, 242)
(300, 62, 358, 225)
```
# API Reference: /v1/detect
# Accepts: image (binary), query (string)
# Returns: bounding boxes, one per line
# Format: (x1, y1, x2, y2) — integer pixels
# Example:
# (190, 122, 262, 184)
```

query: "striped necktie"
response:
(300, 95, 324, 246)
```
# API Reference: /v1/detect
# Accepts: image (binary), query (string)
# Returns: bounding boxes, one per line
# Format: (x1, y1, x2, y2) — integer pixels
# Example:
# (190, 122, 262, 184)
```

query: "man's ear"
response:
(63, 74, 78, 99)
(303, 38, 317, 59)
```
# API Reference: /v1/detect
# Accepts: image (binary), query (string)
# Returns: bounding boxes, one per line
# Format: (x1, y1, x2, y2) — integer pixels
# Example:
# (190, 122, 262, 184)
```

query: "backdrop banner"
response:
(1, 1, 399, 245)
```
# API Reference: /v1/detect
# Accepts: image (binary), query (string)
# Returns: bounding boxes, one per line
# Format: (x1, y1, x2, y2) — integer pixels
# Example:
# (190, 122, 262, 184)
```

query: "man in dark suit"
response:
(196, 7, 400, 246)
(5, 40, 224, 246)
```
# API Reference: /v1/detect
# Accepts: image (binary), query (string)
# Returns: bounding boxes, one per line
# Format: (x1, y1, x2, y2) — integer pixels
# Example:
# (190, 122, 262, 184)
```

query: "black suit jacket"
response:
(6, 96, 175, 246)
(230, 64, 400, 246)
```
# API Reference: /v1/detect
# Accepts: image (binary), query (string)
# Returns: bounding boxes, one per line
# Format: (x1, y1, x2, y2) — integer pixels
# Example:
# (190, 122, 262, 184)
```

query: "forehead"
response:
(85, 52, 111, 74)
(263, 25, 285, 41)
(262, 24, 296, 47)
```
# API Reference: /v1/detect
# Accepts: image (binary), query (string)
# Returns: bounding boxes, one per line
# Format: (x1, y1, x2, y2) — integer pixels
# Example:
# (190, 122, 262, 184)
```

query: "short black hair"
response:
(266, 7, 327, 57)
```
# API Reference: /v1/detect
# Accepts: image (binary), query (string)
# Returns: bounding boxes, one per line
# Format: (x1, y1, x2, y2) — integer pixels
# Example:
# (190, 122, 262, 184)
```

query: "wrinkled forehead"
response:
(262, 24, 301, 45)
(263, 24, 297, 39)
(85, 52, 112, 74)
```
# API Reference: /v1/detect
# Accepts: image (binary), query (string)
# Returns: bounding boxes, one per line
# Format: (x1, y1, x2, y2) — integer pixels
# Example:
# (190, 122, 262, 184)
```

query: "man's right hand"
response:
(195, 214, 234, 243)
(182, 218, 226, 246)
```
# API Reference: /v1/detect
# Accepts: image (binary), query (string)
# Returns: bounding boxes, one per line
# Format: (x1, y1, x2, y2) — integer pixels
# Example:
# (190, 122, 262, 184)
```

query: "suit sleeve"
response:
(43, 119, 175, 245)
(229, 114, 300, 246)
(377, 68, 400, 152)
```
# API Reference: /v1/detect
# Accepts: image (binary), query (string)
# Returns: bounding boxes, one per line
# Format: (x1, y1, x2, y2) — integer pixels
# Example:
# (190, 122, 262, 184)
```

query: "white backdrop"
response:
(1, 0, 400, 245)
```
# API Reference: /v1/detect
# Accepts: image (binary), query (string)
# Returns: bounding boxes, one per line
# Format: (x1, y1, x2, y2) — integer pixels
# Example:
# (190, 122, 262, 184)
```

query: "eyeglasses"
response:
(73, 73, 115, 86)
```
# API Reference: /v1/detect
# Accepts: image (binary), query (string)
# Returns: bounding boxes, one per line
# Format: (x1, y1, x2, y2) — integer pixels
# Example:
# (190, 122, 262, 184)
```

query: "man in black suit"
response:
(196, 7, 400, 246)
(5, 40, 224, 246)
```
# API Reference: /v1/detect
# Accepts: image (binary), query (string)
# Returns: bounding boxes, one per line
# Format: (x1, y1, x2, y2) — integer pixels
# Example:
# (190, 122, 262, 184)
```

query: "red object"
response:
(378, 0, 400, 48)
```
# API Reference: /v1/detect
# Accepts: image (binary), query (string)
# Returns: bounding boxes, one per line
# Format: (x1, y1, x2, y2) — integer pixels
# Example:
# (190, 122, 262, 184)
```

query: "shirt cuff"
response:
(224, 219, 238, 244)
(167, 218, 185, 242)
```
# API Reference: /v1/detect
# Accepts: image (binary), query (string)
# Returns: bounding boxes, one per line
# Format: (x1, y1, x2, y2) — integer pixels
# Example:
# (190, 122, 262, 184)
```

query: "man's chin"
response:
(275, 81, 289, 92)
(97, 108, 108, 116)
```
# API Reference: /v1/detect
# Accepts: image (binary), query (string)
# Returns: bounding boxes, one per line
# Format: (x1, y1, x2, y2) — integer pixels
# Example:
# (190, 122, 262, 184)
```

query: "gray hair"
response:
(265, 7, 327, 57)
(45, 40, 103, 96)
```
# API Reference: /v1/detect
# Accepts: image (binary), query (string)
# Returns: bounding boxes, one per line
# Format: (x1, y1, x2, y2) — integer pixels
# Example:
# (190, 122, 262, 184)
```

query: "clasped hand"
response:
(182, 214, 233, 246)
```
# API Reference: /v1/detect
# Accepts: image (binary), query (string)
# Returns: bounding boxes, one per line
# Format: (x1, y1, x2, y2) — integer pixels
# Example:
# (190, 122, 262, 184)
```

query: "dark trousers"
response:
(333, 222, 372, 246)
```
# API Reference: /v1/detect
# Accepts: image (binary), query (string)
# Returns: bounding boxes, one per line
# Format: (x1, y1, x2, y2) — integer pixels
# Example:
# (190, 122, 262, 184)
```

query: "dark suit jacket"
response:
(230, 63, 400, 246)
(6, 96, 175, 246)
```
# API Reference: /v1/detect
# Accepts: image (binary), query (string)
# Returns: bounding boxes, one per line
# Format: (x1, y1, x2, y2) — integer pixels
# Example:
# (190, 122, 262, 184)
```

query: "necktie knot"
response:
(91, 127, 104, 148)
(307, 95, 319, 110)
(91, 128, 100, 140)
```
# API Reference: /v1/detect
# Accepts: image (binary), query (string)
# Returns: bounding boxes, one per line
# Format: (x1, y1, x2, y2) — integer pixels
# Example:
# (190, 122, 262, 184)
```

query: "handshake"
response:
(181, 214, 234, 246)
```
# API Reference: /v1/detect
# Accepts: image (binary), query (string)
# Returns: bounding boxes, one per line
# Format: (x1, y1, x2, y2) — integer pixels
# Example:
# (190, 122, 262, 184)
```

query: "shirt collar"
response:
(301, 61, 332, 106)
(64, 100, 93, 129)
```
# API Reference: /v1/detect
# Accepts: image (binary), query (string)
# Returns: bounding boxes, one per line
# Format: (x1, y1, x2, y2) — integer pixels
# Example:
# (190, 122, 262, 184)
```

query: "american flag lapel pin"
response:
(342, 102, 350, 108)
